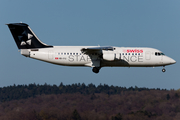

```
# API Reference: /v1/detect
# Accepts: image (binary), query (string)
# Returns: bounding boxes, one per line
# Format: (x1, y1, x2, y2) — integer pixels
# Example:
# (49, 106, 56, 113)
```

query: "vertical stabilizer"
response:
(7, 23, 53, 49)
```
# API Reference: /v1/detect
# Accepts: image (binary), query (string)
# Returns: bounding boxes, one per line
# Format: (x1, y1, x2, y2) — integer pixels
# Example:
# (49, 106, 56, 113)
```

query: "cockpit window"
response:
(155, 52, 165, 56)
(161, 53, 165, 55)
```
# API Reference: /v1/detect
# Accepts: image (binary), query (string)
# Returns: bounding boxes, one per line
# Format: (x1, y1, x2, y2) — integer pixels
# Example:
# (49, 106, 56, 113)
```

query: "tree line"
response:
(0, 83, 180, 120)
(0, 82, 166, 102)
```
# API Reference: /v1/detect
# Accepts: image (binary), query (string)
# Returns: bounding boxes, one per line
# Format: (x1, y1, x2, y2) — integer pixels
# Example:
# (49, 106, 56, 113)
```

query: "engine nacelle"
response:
(102, 51, 115, 61)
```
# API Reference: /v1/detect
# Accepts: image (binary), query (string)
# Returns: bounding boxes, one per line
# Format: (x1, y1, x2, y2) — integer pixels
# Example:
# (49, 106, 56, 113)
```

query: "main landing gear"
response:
(162, 66, 166, 72)
(92, 67, 101, 74)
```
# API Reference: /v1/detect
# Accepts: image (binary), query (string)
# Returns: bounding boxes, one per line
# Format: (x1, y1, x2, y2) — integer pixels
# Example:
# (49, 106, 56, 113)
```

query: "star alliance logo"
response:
(18, 31, 33, 46)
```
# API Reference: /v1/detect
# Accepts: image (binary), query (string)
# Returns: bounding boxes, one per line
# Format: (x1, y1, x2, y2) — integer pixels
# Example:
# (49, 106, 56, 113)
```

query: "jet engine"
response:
(102, 50, 115, 61)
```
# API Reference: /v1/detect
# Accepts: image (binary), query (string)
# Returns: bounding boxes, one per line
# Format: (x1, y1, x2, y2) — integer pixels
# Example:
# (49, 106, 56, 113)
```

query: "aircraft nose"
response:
(163, 57, 176, 65)
(170, 58, 176, 64)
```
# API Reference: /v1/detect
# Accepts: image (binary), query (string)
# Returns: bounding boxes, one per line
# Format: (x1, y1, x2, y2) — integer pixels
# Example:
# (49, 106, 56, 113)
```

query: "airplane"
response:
(7, 23, 176, 73)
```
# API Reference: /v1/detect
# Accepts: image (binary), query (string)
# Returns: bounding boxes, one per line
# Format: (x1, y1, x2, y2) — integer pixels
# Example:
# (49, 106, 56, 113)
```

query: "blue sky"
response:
(0, 0, 179, 89)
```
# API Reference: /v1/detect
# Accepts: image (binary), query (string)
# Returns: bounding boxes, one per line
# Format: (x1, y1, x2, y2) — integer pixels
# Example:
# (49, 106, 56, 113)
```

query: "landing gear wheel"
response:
(162, 68, 166, 72)
(92, 67, 100, 73)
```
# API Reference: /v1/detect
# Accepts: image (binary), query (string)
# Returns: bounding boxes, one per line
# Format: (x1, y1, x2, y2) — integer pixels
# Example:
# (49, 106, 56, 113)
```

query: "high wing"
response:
(81, 46, 115, 73)
(81, 46, 114, 54)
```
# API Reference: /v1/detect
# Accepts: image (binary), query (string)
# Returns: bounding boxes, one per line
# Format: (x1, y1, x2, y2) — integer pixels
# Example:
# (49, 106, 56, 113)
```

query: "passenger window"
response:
(64, 53, 66, 55)
(138, 53, 140, 55)
(122, 53, 124, 55)
(129, 53, 130, 55)
(125, 53, 127, 55)
(76, 53, 78, 55)
(67, 53, 69, 55)
(135, 53, 137, 55)
(73, 53, 75, 55)
(61, 53, 63, 55)
(70, 53, 72, 55)
(132, 53, 134, 55)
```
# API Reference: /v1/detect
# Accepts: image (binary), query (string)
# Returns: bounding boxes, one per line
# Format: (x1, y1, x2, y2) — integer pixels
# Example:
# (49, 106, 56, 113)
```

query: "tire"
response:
(162, 68, 166, 72)
(92, 67, 99, 73)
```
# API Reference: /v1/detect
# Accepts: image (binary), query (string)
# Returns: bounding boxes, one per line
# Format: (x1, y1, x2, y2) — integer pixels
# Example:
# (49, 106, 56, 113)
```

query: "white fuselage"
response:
(21, 46, 176, 68)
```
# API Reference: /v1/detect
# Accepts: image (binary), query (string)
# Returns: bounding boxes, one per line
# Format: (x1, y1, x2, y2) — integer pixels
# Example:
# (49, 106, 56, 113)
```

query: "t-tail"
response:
(7, 23, 53, 49)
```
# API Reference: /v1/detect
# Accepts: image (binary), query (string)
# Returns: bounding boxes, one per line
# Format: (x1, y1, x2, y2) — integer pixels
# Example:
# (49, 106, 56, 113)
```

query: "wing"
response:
(81, 46, 114, 54)
(81, 46, 114, 68)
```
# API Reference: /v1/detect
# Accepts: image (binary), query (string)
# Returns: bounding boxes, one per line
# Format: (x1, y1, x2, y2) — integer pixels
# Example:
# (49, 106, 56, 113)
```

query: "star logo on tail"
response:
(18, 31, 33, 46)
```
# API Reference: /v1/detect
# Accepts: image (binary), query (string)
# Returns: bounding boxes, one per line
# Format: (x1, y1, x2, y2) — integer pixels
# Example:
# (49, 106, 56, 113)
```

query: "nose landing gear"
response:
(162, 66, 166, 72)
